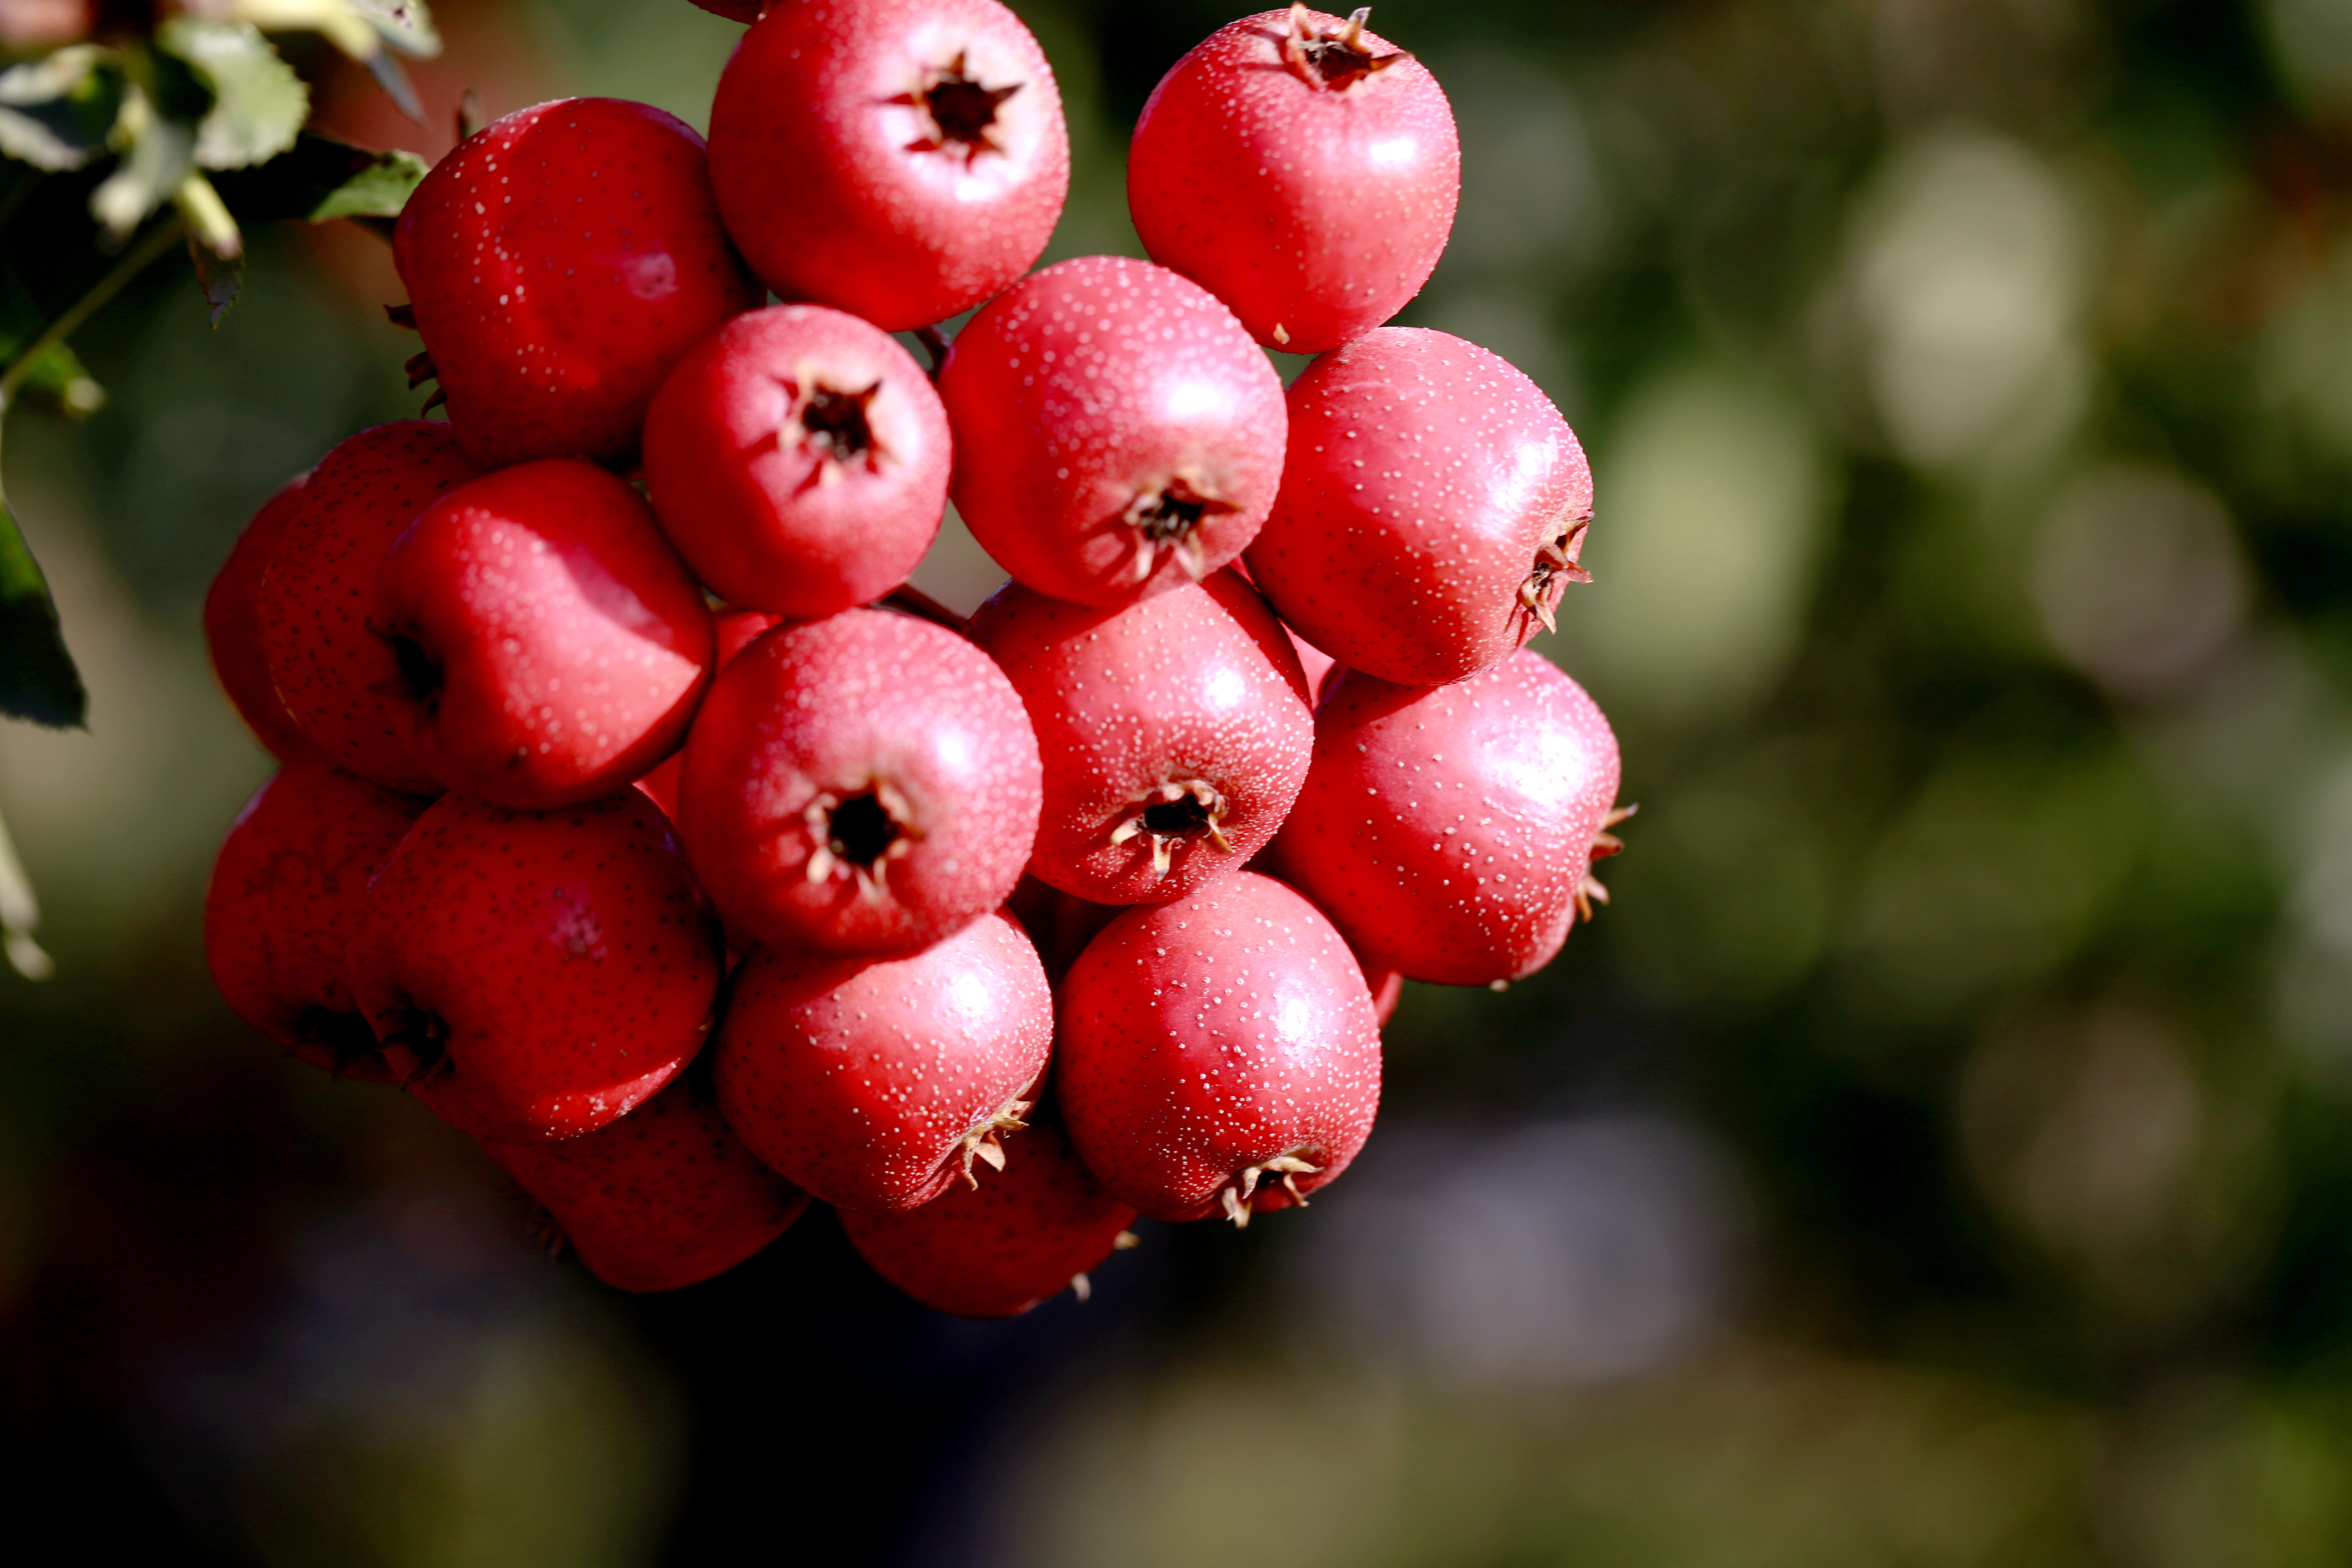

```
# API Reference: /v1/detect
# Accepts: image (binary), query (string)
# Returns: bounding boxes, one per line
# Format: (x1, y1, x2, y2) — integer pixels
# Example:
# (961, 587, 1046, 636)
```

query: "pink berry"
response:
(1127, 7, 1460, 354)
(938, 256, 1286, 606)
(258, 422, 484, 794)
(204, 762, 431, 1083)
(1055, 870, 1381, 1225)
(373, 459, 715, 811)
(350, 790, 722, 1142)
(708, 0, 1069, 330)
(713, 910, 1053, 1212)
(838, 1118, 1137, 1316)
(675, 608, 1042, 957)
(1265, 653, 1625, 986)
(1245, 327, 1593, 686)
(642, 305, 950, 617)
(393, 98, 760, 468)
(966, 571, 1312, 904)
(480, 1069, 810, 1293)
(635, 607, 781, 823)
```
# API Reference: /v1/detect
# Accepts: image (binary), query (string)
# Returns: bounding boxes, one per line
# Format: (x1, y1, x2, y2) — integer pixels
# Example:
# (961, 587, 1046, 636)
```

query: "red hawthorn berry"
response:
(713, 909, 1054, 1213)
(676, 608, 1042, 958)
(838, 1118, 1138, 1316)
(1055, 870, 1381, 1225)
(641, 305, 951, 618)
(1245, 327, 1593, 686)
(204, 762, 432, 1083)
(707, 0, 1069, 330)
(393, 97, 760, 468)
(1127, 6, 1460, 354)
(938, 256, 1286, 606)
(350, 790, 723, 1143)
(636, 607, 781, 823)
(258, 422, 485, 794)
(373, 459, 716, 811)
(480, 1068, 811, 1293)
(205, 474, 323, 764)
(1265, 653, 1626, 987)
(966, 572, 1313, 905)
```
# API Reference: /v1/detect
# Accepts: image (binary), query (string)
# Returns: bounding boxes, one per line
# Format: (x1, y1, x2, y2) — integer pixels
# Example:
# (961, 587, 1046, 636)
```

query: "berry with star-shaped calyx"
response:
(1128, 7, 1459, 354)
(966, 571, 1312, 905)
(708, 0, 1069, 330)
(676, 608, 1042, 957)
(938, 256, 1285, 607)
(713, 910, 1053, 1213)
(642, 305, 950, 618)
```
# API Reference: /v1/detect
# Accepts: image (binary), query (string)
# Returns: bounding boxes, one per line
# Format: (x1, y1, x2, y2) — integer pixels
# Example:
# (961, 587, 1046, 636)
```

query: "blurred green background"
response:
(9, 0, 2352, 1561)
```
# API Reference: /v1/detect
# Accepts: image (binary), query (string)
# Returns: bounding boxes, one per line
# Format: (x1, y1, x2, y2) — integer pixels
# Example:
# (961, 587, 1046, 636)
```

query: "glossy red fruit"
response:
(1245, 327, 1592, 686)
(204, 763, 431, 1083)
(713, 910, 1053, 1212)
(258, 422, 484, 793)
(1265, 653, 1625, 986)
(636, 608, 781, 822)
(350, 790, 722, 1142)
(967, 572, 1312, 905)
(1283, 627, 1338, 707)
(1056, 870, 1381, 1225)
(394, 98, 760, 468)
(839, 1118, 1136, 1316)
(205, 475, 322, 763)
(707, 0, 1069, 330)
(373, 459, 715, 810)
(480, 1069, 810, 1292)
(1128, 7, 1459, 354)
(677, 608, 1042, 957)
(642, 305, 950, 617)
(938, 257, 1285, 606)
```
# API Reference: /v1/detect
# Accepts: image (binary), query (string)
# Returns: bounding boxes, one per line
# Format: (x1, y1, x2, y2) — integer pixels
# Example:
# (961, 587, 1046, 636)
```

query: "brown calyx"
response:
(893, 50, 1022, 165)
(293, 1007, 392, 1080)
(782, 370, 886, 482)
(1281, 4, 1411, 91)
(954, 1088, 1036, 1187)
(1575, 802, 1637, 922)
(1108, 778, 1234, 876)
(1118, 472, 1236, 584)
(378, 1002, 452, 1089)
(804, 780, 920, 904)
(1518, 512, 1594, 635)
(1218, 1151, 1322, 1228)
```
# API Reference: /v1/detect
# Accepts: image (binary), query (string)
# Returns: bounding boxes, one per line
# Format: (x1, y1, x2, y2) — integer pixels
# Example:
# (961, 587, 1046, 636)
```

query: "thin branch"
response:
(0, 215, 183, 409)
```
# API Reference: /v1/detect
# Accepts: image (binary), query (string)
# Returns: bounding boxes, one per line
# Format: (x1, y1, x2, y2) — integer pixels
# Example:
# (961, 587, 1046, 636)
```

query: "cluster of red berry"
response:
(198, 1, 1625, 1315)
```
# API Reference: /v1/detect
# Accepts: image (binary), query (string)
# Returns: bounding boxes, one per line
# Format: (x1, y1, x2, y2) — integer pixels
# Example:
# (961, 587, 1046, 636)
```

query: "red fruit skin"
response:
(642, 305, 950, 616)
(374, 459, 716, 810)
(967, 572, 1312, 905)
(1127, 9, 1459, 354)
(1266, 653, 1622, 986)
(839, 1118, 1136, 1316)
(938, 257, 1286, 606)
(259, 423, 485, 793)
(676, 609, 1042, 957)
(205, 763, 432, 1083)
(636, 608, 780, 822)
(350, 790, 722, 1142)
(393, 98, 760, 468)
(1283, 627, 1338, 708)
(1055, 871, 1381, 1223)
(707, 0, 1069, 330)
(480, 1070, 810, 1292)
(713, 910, 1054, 1212)
(205, 475, 323, 763)
(1245, 328, 1593, 686)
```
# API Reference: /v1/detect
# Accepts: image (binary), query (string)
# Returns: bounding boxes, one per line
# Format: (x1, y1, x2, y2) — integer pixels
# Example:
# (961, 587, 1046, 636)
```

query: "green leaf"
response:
(212, 131, 428, 223)
(0, 45, 125, 173)
(158, 18, 310, 172)
(89, 100, 195, 243)
(0, 497, 86, 728)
